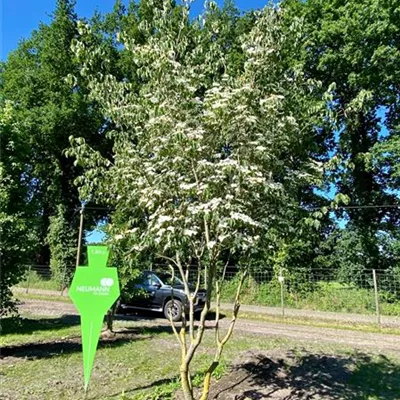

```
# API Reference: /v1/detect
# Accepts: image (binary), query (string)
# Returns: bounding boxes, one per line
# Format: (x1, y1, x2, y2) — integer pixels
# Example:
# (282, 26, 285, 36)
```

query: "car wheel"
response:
(164, 299, 183, 322)
(116, 299, 126, 315)
(194, 310, 203, 321)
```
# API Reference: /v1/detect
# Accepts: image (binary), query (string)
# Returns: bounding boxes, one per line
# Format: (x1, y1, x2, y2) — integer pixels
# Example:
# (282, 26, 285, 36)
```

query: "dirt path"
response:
(17, 298, 77, 316)
(14, 287, 400, 327)
(16, 298, 400, 354)
(231, 319, 400, 353)
(219, 302, 400, 327)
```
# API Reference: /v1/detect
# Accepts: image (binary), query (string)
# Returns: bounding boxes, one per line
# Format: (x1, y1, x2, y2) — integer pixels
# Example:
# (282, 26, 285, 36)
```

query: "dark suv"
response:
(117, 271, 207, 321)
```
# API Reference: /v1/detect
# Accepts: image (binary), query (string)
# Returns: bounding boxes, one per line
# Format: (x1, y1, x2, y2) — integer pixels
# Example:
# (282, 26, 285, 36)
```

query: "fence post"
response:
(278, 269, 285, 319)
(372, 269, 381, 325)
(60, 263, 68, 296)
(25, 265, 32, 294)
(75, 205, 85, 268)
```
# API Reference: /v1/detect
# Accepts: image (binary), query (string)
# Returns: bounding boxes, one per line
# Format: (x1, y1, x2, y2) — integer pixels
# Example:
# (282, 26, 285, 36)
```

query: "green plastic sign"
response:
(69, 246, 120, 390)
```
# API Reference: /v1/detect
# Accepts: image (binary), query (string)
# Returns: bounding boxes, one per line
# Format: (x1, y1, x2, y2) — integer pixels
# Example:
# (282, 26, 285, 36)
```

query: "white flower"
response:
(218, 234, 228, 242)
(158, 215, 173, 224)
(231, 212, 261, 227)
(180, 182, 197, 190)
(207, 241, 216, 249)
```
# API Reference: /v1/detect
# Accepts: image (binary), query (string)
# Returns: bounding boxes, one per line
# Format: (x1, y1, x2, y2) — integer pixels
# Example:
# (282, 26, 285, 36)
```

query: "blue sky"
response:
(1, 0, 267, 60)
(86, 228, 106, 243)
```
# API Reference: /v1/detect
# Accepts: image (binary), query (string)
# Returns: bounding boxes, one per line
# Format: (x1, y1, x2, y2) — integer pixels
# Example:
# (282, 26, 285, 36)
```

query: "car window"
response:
(143, 273, 161, 286)
(157, 273, 183, 286)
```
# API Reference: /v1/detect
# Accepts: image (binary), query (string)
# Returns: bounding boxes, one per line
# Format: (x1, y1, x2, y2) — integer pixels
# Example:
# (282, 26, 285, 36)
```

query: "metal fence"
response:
(18, 264, 400, 323)
(18, 265, 76, 296)
(214, 266, 400, 323)
(152, 265, 400, 323)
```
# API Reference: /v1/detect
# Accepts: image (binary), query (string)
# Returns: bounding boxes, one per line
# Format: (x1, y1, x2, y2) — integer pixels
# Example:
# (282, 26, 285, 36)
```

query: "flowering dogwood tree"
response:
(69, 2, 326, 398)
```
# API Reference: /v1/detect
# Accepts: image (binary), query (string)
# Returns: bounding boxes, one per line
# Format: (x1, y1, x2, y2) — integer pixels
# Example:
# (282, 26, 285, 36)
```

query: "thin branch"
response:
(214, 279, 221, 344)
(175, 252, 195, 344)
(220, 256, 230, 292)
(185, 262, 215, 365)
(156, 254, 180, 268)
(215, 257, 230, 343)
(219, 269, 247, 347)
(167, 266, 183, 345)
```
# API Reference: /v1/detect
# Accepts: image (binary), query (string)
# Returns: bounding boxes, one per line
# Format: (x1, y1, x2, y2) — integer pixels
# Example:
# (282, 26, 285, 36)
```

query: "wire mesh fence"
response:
(17, 265, 76, 295)
(221, 267, 378, 315)
(220, 267, 400, 319)
(151, 265, 400, 321)
(17, 263, 400, 321)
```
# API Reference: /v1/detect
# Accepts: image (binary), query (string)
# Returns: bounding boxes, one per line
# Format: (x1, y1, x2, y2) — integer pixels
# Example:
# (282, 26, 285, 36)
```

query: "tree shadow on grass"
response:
(205, 311, 226, 321)
(102, 376, 179, 400)
(1, 310, 223, 365)
(211, 350, 400, 399)
(1, 310, 190, 336)
(1, 323, 173, 360)
(1, 314, 81, 336)
(117, 309, 226, 322)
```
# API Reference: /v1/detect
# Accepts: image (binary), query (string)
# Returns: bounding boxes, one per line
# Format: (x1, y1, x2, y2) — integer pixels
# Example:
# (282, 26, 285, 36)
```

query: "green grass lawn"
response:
(2, 314, 400, 400)
(16, 272, 62, 291)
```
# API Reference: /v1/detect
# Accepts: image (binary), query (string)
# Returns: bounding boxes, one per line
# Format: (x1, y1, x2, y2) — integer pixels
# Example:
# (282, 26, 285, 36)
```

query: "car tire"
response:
(116, 299, 125, 315)
(194, 310, 203, 321)
(164, 299, 183, 322)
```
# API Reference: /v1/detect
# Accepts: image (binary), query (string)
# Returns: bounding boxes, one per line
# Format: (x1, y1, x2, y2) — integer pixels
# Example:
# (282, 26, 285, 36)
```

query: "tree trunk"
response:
(180, 365, 194, 400)
(200, 361, 219, 400)
(106, 302, 117, 332)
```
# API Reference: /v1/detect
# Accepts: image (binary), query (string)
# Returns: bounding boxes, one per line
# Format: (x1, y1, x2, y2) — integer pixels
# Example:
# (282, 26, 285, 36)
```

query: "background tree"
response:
(46, 204, 77, 287)
(282, 0, 400, 270)
(0, 101, 38, 314)
(0, 0, 110, 275)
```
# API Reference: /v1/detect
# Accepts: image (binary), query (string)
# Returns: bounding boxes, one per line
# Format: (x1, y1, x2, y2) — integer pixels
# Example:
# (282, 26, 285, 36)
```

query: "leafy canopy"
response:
(69, 1, 327, 269)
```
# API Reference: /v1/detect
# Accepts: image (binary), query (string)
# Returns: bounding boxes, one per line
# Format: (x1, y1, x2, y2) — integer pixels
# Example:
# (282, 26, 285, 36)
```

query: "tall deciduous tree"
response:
(1, 0, 109, 269)
(0, 101, 38, 314)
(280, 0, 400, 278)
(69, 2, 331, 398)
(283, 0, 400, 234)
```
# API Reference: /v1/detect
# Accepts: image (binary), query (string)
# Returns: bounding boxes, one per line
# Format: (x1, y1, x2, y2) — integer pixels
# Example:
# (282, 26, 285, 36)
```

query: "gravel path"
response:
(16, 298, 77, 316)
(17, 298, 400, 354)
(220, 303, 400, 327)
(14, 287, 400, 327)
(231, 319, 400, 353)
